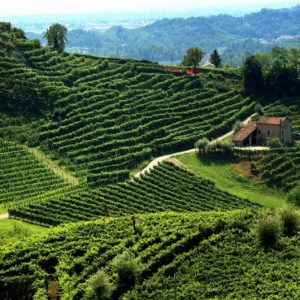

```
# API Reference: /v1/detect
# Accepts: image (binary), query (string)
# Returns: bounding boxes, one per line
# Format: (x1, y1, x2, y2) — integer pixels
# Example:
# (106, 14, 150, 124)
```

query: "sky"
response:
(0, 0, 299, 16)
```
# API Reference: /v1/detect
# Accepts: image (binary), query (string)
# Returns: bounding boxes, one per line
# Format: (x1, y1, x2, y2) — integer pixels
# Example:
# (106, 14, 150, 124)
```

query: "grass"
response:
(222, 132, 233, 142)
(177, 152, 287, 208)
(0, 204, 7, 214)
(0, 218, 48, 246)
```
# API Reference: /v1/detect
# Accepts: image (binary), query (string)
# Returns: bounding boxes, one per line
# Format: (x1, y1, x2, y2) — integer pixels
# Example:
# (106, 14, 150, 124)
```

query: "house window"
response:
(258, 130, 261, 134)
(267, 130, 270, 136)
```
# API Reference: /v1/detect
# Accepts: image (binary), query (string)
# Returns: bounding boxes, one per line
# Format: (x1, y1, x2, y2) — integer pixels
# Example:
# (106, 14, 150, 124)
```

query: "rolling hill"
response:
(0, 24, 255, 186)
(9, 161, 259, 225)
(26, 5, 300, 65)
(1, 209, 299, 300)
(0, 139, 70, 206)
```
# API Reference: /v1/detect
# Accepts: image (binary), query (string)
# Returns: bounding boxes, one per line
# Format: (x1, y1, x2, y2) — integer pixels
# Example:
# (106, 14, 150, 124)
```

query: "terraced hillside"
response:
(0, 139, 70, 206)
(9, 162, 258, 225)
(1, 209, 299, 300)
(1, 31, 255, 185)
(255, 145, 300, 191)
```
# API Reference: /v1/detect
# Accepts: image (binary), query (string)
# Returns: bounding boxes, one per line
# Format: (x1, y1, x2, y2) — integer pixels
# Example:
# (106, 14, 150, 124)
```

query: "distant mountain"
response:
(26, 5, 300, 66)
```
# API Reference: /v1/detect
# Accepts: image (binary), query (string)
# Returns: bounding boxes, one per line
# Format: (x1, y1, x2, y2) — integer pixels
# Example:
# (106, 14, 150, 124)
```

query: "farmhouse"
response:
(233, 117, 292, 147)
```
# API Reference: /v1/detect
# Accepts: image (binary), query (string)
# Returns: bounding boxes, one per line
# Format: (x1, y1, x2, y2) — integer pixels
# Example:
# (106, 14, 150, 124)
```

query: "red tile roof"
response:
(256, 117, 287, 125)
(232, 121, 257, 142)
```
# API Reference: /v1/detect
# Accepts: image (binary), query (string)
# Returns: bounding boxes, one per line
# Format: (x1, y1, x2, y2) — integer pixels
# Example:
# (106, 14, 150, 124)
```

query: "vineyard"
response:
(0, 139, 70, 205)
(1, 209, 299, 300)
(1, 24, 299, 300)
(1, 36, 255, 185)
(9, 161, 258, 225)
(264, 98, 300, 135)
(254, 145, 300, 191)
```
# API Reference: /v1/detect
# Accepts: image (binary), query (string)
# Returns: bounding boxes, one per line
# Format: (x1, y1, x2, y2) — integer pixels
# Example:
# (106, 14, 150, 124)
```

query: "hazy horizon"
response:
(0, 0, 299, 18)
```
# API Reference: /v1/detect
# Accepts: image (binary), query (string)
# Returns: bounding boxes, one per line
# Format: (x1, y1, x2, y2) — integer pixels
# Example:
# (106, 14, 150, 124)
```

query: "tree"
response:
(271, 47, 289, 69)
(243, 55, 264, 90)
(265, 63, 298, 95)
(289, 48, 300, 68)
(233, 120, 243, 134)
(256, 214, 282, 248)
(209, 49, 222, 67)
(112, 252, 141, 291)
(195, 137, 209, 153)
(279, 205, 299, 237)
(287, 186, 300, 206)
(44, 23, 68, 53)
(182, 47, 204, 69)
(85, 270, 113, 300)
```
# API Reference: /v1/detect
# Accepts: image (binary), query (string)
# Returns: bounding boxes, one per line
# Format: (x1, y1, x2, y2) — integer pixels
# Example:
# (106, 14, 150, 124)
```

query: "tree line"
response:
(243, 47, 300, 96)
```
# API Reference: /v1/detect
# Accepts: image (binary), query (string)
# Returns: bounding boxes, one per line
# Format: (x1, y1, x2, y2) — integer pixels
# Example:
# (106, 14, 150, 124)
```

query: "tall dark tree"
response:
(182, 47, 204, 69)
(44, 23, 68, 53)
(243, 55, 264, 90)
(209, 49, 222, 67)
(265, 63, 298, 95)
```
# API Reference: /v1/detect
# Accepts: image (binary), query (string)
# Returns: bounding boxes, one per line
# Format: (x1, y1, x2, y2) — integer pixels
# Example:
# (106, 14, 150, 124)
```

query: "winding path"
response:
(135, 114, 266, 177)
(0, 213, 9, 219)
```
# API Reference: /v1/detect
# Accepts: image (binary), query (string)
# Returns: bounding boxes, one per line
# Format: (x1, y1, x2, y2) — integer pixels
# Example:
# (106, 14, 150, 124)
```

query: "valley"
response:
(0, 18, 299, 300)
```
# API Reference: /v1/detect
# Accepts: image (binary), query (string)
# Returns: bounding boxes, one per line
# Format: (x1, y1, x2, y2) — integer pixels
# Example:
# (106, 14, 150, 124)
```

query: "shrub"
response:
(206, 140, 233, 154)
(256, 214, 282, 248)
(287, 186, 300, 206)
(112, 252, 140, 288)
(279, 206, 299, 237)
(195, 137, 209, 153)
(233, 120, 243, 134)
(85, 269, 113, 300)
(269, 137, 282, 148)
(254, 103, 264, 115)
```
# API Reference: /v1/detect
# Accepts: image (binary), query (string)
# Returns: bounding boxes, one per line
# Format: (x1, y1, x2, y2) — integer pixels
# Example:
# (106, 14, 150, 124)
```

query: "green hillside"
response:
(0, 23, 299, 300)
(253, 145, 300, 191)
(9, 161, 258, 225)
(264, 97, 300, 134)
(0, 23, 255, 186)
(1, 209, 299, 300)
(0, 139, 70, 206)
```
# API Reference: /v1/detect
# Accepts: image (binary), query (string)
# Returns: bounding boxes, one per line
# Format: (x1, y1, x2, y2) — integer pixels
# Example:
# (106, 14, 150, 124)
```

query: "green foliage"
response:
(255, 145, 300, 191)
(2, 44, 252, 184)
(256, 214, 282, 248)
(44, 23, 68, 53)
(0, 139, 69, 206)
(85, 270, 113, 300)
(112, 252, 141, 288)
(206, 140, 234, 154)
(1, 210, 300, 300)
(195, 137, 209, 152)
(279, 205, 299, 237)
(243, 55, 264, 89)
(287, 186, 300, 206)
(232, 120, 243, 134)
(209, 49, 222, 68)
(9, 161, 258, 225)
(246, 47, 300, 95)
(254, 103, 264, 115)
(182, 47, 204, 68)
(269, 137, 282, 148)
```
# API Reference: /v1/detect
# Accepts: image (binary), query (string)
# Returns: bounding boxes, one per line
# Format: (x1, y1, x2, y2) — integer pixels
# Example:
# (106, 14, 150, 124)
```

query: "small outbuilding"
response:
(233, 117, 292, 147)
(202, 63, 216, 68)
